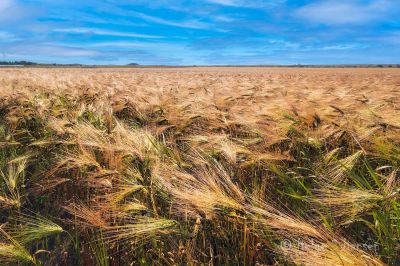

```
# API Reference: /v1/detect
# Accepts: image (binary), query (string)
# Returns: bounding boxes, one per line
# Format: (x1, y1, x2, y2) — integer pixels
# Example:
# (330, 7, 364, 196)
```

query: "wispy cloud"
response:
(53, 28, 163, 38)
(204, 0, 285, 8)
(0, 0, 39, 23)
(1, 42, 99, 58)
(0, 31, 14, 40)
(206, 0, 241, 6)
(213, 15, 235, 22)
(0, 30, 21, 42)
(0, 0, 13, 12)
(128, 11, 211, 29)
(87, 40, 182, 50)
(46, 11, 147, 27)
(295, 0, 394, 25)
(39, 45, 99, 57)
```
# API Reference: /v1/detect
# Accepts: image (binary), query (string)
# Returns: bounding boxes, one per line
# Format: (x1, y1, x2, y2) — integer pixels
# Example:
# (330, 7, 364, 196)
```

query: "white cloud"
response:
(85, 40, 187, 53)
(206, 0, 240, 6)
(205, 0, 285, 8)
(42, 45, 98, 57)
(0, 31, 13, 39)
(0, 0, 13, 12)
(53, 28, 163, 39)
(1, 43, 99, 59)
(0, 0, 40, 23)
(82, 4, 213, 30)
(0, 31, 20, 42)
(131, 12, 211, 29)
(15, 43, 98, 57)
(319, 44, 363, 50)
(295, 0, 393, 25)
(213, 15, 235, 22)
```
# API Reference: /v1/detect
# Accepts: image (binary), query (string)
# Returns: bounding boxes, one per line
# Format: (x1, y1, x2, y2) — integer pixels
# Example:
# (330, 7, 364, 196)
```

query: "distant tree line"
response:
(0, 61, 38, 65)
(0, 61, 398, 67)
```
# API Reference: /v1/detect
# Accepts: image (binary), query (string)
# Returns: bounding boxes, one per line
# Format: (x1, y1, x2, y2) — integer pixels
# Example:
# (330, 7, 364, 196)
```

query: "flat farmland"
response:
(0, 67, 399, 265)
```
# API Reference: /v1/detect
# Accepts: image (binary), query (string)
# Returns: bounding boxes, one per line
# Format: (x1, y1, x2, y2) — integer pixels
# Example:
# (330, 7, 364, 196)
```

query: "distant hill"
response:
(127, 63, 139, 66)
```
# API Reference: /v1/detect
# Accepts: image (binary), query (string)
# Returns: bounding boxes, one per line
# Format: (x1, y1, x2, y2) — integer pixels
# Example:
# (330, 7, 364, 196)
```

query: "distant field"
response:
(0, 67, 399, 265)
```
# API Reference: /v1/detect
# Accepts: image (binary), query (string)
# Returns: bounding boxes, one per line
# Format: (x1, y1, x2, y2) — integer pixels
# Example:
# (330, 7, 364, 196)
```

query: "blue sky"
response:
(0, 0, 399, 65)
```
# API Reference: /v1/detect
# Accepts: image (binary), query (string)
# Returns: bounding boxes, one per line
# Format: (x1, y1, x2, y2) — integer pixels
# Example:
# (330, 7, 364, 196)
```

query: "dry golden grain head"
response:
(64, 203, 108, 229)
(313, 186, 383, 224)
(102, 217, 176, 244)
(384, 169, 399, 197)
(186, 134, 250, 163)
(47, 117, 75, 135)
(0, 195, 20, 209)
(107, 184, 146, 205)
(246, 199, 324, 240)
(112, 121, 161, 161)
(157, 161, 244, 219)
(57, 146, 102, 172)
(1, 156, 28, 191)
(323, 150, 364, 183)
(281, 237, 385, 266)
(30, 177, 71, 195)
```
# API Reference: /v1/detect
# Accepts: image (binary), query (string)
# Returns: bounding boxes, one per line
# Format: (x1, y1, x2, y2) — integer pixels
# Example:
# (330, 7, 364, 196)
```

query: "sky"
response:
(0, 0, 399, 65)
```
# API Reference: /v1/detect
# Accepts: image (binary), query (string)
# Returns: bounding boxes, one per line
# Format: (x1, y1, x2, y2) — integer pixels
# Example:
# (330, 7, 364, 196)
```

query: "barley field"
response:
(0, 67, 399, 265)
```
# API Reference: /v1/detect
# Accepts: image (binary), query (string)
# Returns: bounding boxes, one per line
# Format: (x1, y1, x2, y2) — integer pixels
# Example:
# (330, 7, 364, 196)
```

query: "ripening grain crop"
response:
(0, 67, 399, 265)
